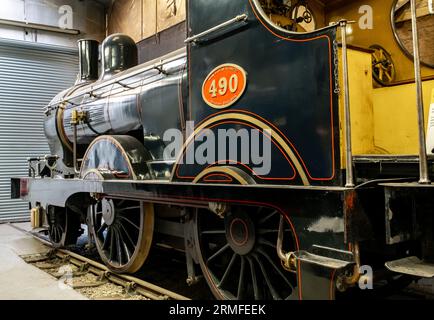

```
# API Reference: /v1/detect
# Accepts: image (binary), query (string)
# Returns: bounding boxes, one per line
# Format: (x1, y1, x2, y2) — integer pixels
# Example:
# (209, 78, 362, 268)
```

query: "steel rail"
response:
(10, 224, 190, 300)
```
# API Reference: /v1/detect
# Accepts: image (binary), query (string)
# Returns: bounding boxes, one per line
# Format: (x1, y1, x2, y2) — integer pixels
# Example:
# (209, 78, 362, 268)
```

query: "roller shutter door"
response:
(0, 39, 78, 222)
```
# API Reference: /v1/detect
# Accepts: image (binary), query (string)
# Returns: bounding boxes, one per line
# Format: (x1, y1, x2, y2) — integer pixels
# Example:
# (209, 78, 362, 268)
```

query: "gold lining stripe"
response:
(56, 104, 73, 152)
(172, 113, 310, 186)
(193, 167, 250, 185)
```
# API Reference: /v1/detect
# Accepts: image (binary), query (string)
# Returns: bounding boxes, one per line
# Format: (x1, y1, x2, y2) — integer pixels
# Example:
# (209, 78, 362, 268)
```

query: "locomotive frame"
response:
(10, 0, 434, 300)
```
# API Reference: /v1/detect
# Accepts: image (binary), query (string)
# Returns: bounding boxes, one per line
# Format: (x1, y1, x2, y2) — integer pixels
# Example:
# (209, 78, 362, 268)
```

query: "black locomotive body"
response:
(11, 0, 434, 300)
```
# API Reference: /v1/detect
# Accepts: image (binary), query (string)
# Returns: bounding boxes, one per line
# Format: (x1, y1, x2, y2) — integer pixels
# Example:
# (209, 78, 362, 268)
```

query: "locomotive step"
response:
(385, 257, 434, 278)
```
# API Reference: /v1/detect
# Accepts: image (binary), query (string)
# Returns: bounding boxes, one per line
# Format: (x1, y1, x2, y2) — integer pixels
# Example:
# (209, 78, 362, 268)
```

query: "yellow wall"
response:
(373, 80, 434, 154)
(326, 0, 434, 82)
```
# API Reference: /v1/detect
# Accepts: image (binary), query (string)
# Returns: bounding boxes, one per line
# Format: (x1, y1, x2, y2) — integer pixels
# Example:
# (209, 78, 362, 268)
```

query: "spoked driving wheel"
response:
(47, 206, 81, 248)
(89, 198, 154, 273)
(195, 205, 297, 300)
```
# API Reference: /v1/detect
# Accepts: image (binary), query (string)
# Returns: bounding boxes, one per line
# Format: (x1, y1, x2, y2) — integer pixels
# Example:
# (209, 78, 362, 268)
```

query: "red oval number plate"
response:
(202, 64, 247, 109)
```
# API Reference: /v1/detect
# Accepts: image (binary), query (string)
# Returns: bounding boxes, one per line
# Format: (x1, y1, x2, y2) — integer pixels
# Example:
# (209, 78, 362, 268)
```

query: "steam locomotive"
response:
(11, 0, 434, 300)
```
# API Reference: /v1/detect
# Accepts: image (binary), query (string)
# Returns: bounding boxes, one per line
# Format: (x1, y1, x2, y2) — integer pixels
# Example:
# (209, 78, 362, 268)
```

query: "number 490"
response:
(209, 74, 239, 98)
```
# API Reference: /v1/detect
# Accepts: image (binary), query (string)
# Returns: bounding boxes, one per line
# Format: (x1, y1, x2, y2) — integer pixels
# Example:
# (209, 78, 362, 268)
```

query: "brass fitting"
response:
(70, 109, 87, 125)
(281, 252, 297, 272)
(30, 206, 42, 229)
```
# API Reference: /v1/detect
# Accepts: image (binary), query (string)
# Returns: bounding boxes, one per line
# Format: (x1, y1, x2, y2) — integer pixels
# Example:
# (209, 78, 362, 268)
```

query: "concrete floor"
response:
(0, 223, 86, 300)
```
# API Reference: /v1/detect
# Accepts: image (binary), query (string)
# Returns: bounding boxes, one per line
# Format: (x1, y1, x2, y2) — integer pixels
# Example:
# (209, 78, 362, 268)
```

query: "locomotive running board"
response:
(385, 256, 434, 278)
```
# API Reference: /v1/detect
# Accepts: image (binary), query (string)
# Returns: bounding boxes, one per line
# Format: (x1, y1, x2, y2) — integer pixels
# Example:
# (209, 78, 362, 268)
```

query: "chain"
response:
(333, 39, 341, 95)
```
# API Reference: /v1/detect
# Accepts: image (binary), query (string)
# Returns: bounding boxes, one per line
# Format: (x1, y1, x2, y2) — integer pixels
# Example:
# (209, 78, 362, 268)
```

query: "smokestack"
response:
(77, 39, 99, 82)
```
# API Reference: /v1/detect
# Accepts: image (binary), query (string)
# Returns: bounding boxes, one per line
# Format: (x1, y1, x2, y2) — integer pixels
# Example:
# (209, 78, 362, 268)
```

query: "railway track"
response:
(11, 223, 434, 300)
(12, 224, 190, 300)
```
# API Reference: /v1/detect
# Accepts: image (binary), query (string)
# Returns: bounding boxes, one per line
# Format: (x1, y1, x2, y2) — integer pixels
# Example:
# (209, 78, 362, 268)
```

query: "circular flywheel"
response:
(89, 199, 154, 273)
(194, 205, 297, 300)
(370, 45, 396, 86)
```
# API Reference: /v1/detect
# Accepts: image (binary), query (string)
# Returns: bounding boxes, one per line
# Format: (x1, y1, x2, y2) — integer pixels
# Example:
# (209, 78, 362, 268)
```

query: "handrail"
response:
(44, 48, 187, 111)
(184, 14, 248, 44)
(409, 0, 430, 184)
(340, 20, 356, 188)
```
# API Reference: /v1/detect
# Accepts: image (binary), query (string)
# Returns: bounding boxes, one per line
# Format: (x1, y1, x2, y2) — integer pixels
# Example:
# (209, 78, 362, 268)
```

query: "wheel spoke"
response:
(97, 222, 107, 235)
(258, 238, 277, 248)
(117, 206, 141, 213)
(201, 230, 226, 235)
(246, 256, 261, 300)
(116, 225, 132, 262)
(102, 228, 111, 250)
(118, 216, 140, 230)
(218, 253, 237, 288)
(258, 229, 278, 234)
(55, 227, 61, 242)
(109, 227, 115, 262)
(253, 253, 281, 300)
(237, 256, 246, 299)
(114, 229, 123, 265)
(258, 228, 290, 234)
(258, 210, 277, 225)
(257, 248, 294, 289)
(118, 223, 137, 250)
(207, 243, 230, 263)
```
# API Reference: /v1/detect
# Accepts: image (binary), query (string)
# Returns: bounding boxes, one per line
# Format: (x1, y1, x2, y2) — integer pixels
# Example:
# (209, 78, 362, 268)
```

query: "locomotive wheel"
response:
(47, 206, 81, 248)
(89, 198, 154, 273)
(194, 206, 297, 300)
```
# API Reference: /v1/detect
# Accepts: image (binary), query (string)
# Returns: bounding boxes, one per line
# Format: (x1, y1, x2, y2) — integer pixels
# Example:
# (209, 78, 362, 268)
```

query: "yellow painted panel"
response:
(339, 48, 375, 168)
(373, 80, 434, 154)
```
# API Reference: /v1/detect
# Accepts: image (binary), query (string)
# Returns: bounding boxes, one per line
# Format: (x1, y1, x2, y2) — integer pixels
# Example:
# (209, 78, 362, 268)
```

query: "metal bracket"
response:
(208, 202, 229, 219)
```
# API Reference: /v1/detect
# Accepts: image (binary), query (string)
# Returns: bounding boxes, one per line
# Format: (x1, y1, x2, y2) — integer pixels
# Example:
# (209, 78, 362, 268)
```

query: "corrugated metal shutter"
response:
(0, 39, 78, 222)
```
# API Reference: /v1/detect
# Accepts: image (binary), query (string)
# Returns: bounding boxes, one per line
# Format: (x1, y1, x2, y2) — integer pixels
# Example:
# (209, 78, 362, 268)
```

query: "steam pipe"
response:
(72, 123, 80, 175)
(410, 0, 430, 184)
(277, 216, 296, 272)
(277, 216, 287, 262)
(71, 109, 82, 175)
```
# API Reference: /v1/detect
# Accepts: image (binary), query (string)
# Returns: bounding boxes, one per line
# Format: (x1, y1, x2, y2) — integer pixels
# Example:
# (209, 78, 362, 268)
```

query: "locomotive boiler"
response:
(44, 34, 187, 181)
(11, 0, 434, 300)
